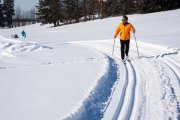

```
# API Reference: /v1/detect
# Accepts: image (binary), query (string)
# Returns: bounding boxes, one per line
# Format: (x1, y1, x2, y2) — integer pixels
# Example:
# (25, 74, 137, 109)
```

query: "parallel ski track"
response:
(77, 41, 138, 120)
(100, 41, 180, 119)
(116, 61, 137, 120)
(100, 41, 180, 85)
(78, 40, 180, 120)
(132, 45, 180, 118)
(134, 46, 180, 85)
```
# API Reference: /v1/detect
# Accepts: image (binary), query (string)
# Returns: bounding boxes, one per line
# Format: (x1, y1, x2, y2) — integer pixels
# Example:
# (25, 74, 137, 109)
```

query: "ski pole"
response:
(112, 38, 115, 56)
(134, 34, 140, 59)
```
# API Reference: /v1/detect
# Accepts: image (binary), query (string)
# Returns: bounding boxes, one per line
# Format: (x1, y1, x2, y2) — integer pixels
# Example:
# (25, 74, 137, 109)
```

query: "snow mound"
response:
(0, 35, 52, 57)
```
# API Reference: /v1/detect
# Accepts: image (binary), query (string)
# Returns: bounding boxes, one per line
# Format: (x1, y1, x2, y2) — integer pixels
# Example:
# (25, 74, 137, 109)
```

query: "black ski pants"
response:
(120, 40, 130, 60)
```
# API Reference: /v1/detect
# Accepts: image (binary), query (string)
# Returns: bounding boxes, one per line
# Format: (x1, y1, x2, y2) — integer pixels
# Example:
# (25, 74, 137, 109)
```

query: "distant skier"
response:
(114, 15, 136, 62)
(21, 30, 26, 40)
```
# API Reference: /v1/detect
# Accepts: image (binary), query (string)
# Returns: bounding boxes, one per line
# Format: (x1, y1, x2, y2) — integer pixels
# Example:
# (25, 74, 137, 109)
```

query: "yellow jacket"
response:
(114, 23, 136, 40)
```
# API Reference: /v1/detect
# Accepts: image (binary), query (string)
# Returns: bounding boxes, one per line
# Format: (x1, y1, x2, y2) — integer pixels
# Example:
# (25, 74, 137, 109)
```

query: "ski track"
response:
(111, 63, 128, 120)
(134, 45, 180, 119)
(1, 39, 179, 120)
(107, 40, 180, 84)
(114, 40, 180, 119)
(117, 62, 137, 120)
(134, 46, 180, 85)
(72, 41, 138, 120)
(71, 40, 180, 120)
(153, 59, 180, 119)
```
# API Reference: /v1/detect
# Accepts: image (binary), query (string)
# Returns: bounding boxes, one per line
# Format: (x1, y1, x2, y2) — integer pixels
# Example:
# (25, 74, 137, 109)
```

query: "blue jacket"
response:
(21, 31, 26, 37)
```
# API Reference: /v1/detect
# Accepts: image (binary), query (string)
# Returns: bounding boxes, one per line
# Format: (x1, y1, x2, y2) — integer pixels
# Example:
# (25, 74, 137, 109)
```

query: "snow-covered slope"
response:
(0, 9, 180, 120)
(72, 39, 180, 120)
(0, 35, 106, 120)
(1, 9, 180, 47)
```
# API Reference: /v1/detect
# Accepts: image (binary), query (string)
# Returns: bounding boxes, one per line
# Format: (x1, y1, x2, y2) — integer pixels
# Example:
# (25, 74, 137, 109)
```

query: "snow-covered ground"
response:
(0, 9, 180, 120)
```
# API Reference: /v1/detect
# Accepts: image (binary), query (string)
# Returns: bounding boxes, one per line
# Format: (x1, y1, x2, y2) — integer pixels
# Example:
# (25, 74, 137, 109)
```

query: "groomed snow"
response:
(0, 9, 180, 120)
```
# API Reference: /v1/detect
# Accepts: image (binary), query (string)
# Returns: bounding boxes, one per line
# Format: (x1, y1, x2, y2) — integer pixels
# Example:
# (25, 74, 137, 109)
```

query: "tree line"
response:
(0, 0, 14, 28)
(13, 6, 36, 27)
(0, 0, 36, 28)
(36, 0, 180, 27)
(1, 0, 180, 28)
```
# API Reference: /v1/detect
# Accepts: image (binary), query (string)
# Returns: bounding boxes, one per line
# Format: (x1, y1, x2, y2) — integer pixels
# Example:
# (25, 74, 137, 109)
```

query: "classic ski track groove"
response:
(105, 41, 180, 118)
(116, 62, 137, 120)
(134, 46, 180, 84)
(99, 42, 180, 85)
(77, 41, 180, 119)
(77, 42, 137, 120)
(1, 40, 179, 119)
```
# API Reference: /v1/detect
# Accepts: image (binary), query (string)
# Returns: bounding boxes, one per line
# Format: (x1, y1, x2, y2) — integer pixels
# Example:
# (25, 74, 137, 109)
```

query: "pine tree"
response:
(36, 0, 52, 24)
(107, 0, 124, 16)
(3, 0, 15, 27)
(81, 0, 87, 21)
(36, 0, 62, 26)
(142, 0, 180, 13)
(73, 0, 81, 22)
(87, 0, 96, 20)
(99, 0, 103, 19)
(62, 0, 81, 23)
(62, 0, 71, 22)
(51, 0, 62, 26)
(104, 0, 113, 16)
(0, 0, 5, 27)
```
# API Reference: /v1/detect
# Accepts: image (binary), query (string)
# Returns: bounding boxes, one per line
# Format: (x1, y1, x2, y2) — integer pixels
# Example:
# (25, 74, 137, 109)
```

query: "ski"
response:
(122, 60, 126, 64)
(122, 58, 132, 64)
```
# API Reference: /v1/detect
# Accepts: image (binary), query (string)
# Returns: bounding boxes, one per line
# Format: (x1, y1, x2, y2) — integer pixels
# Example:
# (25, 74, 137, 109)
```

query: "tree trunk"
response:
(57, 20, 59, 26)
(53, 21, 56, 27)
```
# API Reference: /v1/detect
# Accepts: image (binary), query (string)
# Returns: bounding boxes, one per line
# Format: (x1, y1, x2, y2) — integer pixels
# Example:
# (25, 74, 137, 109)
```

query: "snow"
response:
(0, 36, 106, 120)
(0, 9, 180, 120)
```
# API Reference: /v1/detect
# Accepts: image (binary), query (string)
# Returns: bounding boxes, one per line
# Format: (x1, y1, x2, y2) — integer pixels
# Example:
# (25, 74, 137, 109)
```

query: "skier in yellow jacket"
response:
(114, 15, 136, 61)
